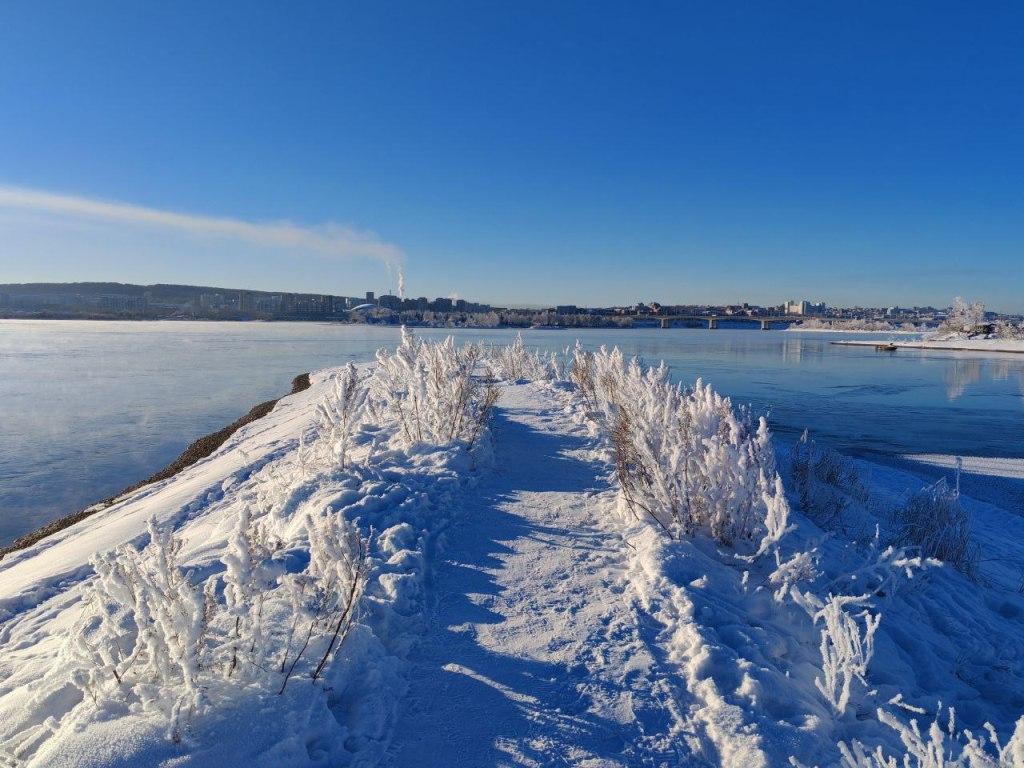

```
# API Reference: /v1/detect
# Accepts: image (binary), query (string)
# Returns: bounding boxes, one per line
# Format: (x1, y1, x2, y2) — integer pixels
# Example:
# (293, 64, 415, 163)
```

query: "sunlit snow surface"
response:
(0, 364, 1021, 767)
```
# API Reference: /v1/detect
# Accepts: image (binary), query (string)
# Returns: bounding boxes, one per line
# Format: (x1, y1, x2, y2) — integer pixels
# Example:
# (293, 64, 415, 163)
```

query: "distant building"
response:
(784, 299, 826, 316)
(432, 297, 454, 312)
(98, 294, 148, 312)
(253, 294, 283, 313)
(365, 291, 375, 303)
(378, 294, 402, 310)
(556, 305, 578, 315)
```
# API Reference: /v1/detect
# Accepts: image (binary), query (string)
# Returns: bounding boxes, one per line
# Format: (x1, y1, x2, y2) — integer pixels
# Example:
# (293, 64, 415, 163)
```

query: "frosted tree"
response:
(941, 297, 987, 335)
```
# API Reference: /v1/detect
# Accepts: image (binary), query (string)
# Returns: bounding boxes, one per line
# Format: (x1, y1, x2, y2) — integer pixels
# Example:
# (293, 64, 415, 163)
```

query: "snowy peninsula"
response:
(1, 333, 1022, 767)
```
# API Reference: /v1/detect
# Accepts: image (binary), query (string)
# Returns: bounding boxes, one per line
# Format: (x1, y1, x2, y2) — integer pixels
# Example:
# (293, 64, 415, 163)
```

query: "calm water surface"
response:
(2, 320, 1023, 544)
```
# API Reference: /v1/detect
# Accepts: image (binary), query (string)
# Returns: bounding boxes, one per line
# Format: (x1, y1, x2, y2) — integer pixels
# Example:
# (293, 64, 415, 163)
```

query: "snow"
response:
(383, 384, 693, 766)
(1, 336, 1022, 767)
(785, 327, 923, 335)
(833, 338, 1024, 353)
(903, 455, 1024, 481)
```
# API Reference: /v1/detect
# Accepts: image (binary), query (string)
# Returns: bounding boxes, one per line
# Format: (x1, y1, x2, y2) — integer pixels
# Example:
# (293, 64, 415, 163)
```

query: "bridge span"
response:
(636, 315, 805, 330)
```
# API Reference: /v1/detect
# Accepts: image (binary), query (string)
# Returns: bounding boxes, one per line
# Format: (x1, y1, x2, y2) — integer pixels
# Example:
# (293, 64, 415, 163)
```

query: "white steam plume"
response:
(0, 184, 403, 267)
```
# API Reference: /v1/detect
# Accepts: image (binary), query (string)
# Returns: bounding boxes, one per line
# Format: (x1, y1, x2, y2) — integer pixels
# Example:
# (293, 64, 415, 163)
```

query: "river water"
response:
(2, 320, 1022, 544)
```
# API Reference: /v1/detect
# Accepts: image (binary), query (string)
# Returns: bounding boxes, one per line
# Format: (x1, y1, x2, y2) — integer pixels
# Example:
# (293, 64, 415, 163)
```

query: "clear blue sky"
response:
(1, 1, 1022, 310)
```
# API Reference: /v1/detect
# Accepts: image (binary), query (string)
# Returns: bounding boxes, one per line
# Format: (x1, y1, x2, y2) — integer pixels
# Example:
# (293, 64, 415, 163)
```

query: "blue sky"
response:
(1, 2, 1021, 310)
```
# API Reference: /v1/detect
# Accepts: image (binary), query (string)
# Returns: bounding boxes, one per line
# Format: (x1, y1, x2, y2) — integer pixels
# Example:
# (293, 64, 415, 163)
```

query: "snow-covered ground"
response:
(833, 338, 1024, 353)
(1, 336, 1022, 767)
(785, 327, 923, 335)
(903, 455, 1024, 481)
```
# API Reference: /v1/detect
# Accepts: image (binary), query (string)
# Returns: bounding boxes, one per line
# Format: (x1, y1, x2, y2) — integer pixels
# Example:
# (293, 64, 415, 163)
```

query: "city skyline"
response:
(0, 279, 998, 320)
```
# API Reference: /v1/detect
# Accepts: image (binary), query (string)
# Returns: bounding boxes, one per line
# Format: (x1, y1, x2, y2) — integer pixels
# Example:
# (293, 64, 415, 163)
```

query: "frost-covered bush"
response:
(279, 510, 369, 691)
(824, 532, 935, 600)
(791, 432, 872, 537)
(369, 327, 498, 451)
(784, 536, 932, 719)
(767, 548, 820, 602)
(62, 511, 369, 743)
(575, 346, 789, 548)
(839, 707, 1024, 767)
(221, 504, 280, 680)
(569, 341, 601, 412)
(810, 594, 880, 715)
(313, 362, 369, 469)
(548, 346, 572, 381)
(66, 519, 216, 743)
(490, 333, 550, 382)
(892, 479, 978, 578)
(993, 320, 1024, 341)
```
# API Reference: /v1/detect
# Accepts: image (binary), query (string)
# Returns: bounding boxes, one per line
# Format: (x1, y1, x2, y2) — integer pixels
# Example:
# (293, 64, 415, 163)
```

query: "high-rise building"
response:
(784, 299, 826, 316)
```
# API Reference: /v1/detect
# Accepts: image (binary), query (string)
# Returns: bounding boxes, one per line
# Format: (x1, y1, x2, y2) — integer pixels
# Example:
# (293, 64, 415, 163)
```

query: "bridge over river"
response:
(636, 315, 806, 329)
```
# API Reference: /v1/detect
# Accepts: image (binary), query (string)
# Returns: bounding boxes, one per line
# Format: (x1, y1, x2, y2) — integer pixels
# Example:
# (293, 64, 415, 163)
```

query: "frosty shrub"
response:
(892, 479, 978, 578)
(810, 594, 880, 715)
(219, 504, 287, 682)
(67, 519, 215, 743)
(369, 327, 499, 451)
(839, 707, 1024, 767)
(279, 510, 369, 692)
(65, 511, 369, 742)
(490, 333, 549, 382)
(787, 537, 933, 720)
(314, 362, 369, 469)
(548, 346, 572, 382)
(791, 431, 870, 535)
(824, 531, 935, 601)
(767, 548, 820, 602)
(569, 342, 600, 412)
(993, 320, 1024, 341)
(578, 346, 789, 547)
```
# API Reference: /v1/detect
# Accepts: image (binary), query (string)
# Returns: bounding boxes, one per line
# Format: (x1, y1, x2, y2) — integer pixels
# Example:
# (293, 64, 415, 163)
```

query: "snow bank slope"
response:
(0, 373, 324, 610)
(0, 348, 493, 767)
